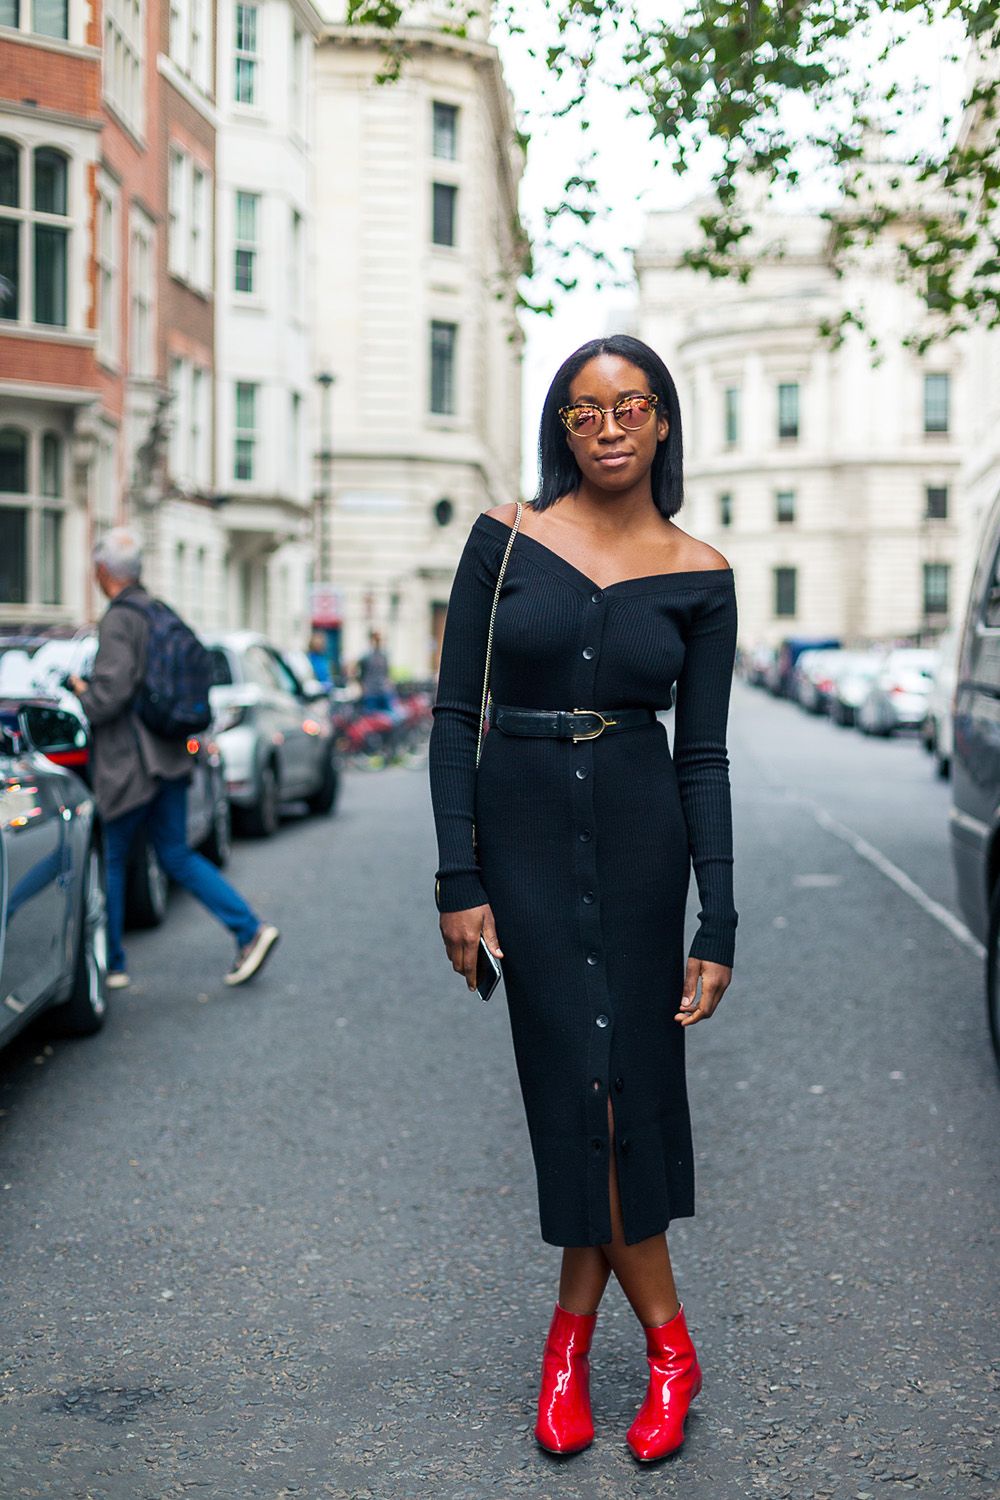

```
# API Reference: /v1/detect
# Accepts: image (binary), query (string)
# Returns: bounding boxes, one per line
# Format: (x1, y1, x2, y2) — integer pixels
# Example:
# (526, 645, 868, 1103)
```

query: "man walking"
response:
(357, 630, 393, 712)
(71, 529, 279, 990)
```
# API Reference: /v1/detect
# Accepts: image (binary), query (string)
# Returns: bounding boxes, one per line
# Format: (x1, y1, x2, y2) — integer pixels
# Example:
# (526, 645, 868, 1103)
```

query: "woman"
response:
(428, 334, 737, 1462)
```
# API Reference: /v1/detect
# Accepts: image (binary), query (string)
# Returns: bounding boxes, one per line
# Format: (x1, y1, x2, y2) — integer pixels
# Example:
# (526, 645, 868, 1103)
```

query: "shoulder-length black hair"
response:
(533, 334, 684, 517)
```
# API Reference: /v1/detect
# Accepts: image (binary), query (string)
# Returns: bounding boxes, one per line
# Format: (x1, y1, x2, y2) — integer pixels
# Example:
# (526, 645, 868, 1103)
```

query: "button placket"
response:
(573, 588, 615, 1243)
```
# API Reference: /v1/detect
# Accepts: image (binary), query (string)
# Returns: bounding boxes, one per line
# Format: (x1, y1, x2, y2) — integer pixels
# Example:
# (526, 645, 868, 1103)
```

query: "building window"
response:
(235, 4, 259, 106)
(925, 485, 949, 520)
(774, 566, 797, 617)
(290, 25, 306, 137)
(168, 149, 185, 276)
(190, 365, 203, 486)
(104, 0, 144, 136)
(234, 190, 258, 294)
(288, 390, 301, 492)
(41, 431, 62, 496)
(924, 373, 950, 434)
(724, 386, 740, 446)
(430, 320, 457, 415)
(776, 489, 796, 524)
(189, 0, 207, 90)
(169, 357, 185, 479)
(923, 562, 949, 615)
(0, 138, 19, 322)
(432, 182, 457, 247)
(96, 178, 118, 365)
(0, 0, 68, 37)
(777, 382, 800, 440)
(0, 427, 64, 607)
(129, 207, 154, 376)
(234, 382, 257, 481)
(432, 101, 458, 159)
(289, 208, 302, 316)
(718, 492, 732, 528)
(190, 166, 206, 288)
(32, 147, 68, 326)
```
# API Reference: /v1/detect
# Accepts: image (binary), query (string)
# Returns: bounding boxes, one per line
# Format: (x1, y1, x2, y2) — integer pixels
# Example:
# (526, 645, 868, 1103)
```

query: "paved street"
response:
(1, 681, 998, 1499)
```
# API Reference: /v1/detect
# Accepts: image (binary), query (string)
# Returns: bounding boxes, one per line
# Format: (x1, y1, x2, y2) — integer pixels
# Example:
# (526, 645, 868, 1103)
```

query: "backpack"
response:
(114, 595, 214, 741)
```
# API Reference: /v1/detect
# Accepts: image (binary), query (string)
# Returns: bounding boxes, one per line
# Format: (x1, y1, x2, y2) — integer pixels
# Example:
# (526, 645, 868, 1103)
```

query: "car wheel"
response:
(984, 882, 1000, 1072)
(935, 753, 951, 780)
(307, 752, 340, 816)
(243, 761, 279, 838)
(201, 790, 232, 867)
(125, 831, 169, 928)
(50, 844, 108, 1037)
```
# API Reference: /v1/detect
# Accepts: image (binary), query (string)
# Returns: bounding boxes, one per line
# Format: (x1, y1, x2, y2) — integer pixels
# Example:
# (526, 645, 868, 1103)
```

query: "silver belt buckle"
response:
(571, 709, 618, 743)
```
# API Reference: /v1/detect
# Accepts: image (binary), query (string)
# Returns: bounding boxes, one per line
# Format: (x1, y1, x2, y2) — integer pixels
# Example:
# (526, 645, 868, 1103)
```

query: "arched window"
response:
(0, 139, 20, 322)
(41, 431, 62, 496)
(32, 146, 68, 325)
(0, 426, 28, 492)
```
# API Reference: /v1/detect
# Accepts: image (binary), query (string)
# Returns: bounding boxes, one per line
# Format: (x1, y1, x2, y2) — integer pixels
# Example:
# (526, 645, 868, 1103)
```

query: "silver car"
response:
(857, 649, 939, 735)
(0, 698, 108, 1048)
(206, 633, 340, 837)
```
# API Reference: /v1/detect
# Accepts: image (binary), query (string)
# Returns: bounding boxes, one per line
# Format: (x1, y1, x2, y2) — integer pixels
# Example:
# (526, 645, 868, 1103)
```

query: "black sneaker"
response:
(225, 924, 280, 986)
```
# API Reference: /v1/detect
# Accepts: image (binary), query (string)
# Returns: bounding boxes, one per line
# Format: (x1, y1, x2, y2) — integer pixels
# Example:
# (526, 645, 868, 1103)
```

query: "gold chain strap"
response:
(476, 501, 523, 769)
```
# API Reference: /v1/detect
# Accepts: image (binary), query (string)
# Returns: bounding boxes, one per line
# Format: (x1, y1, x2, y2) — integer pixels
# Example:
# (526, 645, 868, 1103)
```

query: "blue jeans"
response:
(103, 777, 259, 973)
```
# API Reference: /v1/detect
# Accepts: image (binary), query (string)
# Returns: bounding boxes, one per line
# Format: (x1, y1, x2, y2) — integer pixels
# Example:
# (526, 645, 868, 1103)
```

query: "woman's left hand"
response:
(675, 957, 732, 1026)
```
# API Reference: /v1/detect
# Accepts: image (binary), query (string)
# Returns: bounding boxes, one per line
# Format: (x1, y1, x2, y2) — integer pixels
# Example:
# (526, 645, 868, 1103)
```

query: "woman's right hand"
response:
(440, 904, 504, 991)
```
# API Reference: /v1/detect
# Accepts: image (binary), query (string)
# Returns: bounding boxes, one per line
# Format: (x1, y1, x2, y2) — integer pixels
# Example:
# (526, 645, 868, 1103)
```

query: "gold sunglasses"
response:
(559, 393, 660, 437)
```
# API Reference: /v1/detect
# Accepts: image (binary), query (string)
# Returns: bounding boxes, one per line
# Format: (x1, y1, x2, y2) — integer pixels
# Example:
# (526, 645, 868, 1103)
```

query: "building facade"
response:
(0, 0, 104, 626)
(211, 0, 322, 650)
(312, 8, 524, 677)
(637, 203, 969, 649)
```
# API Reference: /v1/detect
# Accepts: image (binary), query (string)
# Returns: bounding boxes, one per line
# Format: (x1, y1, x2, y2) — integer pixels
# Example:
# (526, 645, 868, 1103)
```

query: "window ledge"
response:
(0, 26, 100, 61)
(0, 321, 95, 347)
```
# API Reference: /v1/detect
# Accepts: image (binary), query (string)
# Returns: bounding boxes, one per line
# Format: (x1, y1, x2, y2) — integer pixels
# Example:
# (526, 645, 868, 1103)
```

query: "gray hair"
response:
(93, 526, 143, 581)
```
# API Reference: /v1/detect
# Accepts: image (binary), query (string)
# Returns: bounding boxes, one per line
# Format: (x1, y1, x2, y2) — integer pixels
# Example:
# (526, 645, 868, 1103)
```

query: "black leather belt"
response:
(493, 706, 656, 743)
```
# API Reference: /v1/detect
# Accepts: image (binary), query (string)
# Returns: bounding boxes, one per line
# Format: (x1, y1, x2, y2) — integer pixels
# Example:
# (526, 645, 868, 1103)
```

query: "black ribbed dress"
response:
(429, 513, 738, 1248)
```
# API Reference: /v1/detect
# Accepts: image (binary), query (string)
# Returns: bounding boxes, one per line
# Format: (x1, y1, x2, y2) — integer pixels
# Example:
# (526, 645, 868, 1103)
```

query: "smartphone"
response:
(476, 936, 503, 1003)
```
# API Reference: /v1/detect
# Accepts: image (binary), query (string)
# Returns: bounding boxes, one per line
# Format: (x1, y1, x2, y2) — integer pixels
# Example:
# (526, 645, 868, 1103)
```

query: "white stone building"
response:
(636, 202, 970, 650)
(209, 0, 325, 649)
(312, 4, 524, 677)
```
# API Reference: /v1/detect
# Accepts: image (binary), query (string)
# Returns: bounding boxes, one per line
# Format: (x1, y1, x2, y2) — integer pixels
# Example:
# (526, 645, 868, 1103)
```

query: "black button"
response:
(614, 1076, 624, 1093)
(575, 768, 588, 781)
(582, 646, 596, 660)
(582, 891, 595, 905)
(591, 1077, 602, 1092)
(579, 828, 592, 842)
(591, 591, 604, 603)
(592, 1138, 603, 1152)
(620, 1137, 632, 1156)
(587, 952, 599, 966)
(596, 1014, 609, 1029)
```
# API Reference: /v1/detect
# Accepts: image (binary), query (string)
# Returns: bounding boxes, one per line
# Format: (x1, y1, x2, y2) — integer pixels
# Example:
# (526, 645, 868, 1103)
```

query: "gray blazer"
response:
(79, 584, 192, 821)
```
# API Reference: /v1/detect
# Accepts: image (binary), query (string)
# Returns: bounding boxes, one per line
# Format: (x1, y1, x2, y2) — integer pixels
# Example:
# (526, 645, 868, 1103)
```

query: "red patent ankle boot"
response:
(534, 1304, 598, 1455)
(626, 1303, 702, 1462)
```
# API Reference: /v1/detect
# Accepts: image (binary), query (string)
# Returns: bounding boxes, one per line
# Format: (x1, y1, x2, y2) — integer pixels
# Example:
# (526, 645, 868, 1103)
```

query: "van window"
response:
(983, 540, 1000, 628)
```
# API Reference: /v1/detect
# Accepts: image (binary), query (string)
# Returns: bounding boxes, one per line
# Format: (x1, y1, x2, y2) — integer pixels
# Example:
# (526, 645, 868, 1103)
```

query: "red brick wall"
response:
(0, 39, 101, 121)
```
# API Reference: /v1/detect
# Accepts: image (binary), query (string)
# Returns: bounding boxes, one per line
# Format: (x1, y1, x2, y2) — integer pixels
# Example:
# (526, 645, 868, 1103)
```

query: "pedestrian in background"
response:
(71, 529, 279, 991)
(357, 630, 393, 711)
(429, 335, 737, 1463)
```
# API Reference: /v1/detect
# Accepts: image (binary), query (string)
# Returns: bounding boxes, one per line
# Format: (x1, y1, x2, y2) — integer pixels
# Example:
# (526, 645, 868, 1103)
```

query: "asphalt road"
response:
(1, 681, 998, 1500)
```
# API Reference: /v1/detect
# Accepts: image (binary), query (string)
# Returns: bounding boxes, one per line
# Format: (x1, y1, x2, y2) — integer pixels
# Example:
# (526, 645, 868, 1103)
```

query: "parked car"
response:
(0, 699, 108, 1049)
(828, 650, 883, 727)
(769, 636, 842, 697)
(205, 633, 340, 836)
(0, 635, 231, 926)
(952, 491, 1000, 1069)
(921, 629, 957, 779)
(794, 648, 844, 714)
(856, 648, 938, 736)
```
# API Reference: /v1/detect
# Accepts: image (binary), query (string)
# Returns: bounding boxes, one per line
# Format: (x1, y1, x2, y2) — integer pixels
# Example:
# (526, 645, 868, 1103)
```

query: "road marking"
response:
(801, 798, 986, 960)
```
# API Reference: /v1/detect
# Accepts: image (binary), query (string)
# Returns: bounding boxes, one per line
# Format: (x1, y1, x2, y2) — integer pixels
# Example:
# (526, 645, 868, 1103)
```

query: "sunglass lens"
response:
(569, 408, 601, 435)
(616, 398, 652, 428)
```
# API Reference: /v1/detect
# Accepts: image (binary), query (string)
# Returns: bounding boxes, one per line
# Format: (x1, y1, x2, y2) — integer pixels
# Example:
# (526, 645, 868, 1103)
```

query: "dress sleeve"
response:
(428, 524, 498, 913)
(672, 578, 739, 968)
